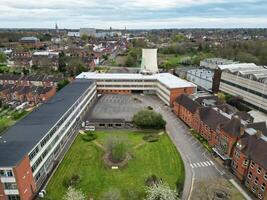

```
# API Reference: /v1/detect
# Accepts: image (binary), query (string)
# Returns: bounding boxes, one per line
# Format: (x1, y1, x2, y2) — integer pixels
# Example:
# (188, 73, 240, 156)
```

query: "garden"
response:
(45, 130, 185, 200)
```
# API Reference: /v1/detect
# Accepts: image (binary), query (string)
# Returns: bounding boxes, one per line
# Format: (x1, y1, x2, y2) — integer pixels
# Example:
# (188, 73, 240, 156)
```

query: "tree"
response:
(133, 109, 166, 129)
(105, 136, 129, 162)
(101, 188, 121, 200)
(63, 187, 85, 200)
(0, 52, 6, 63)
(57, 79, 70, 91)
(145, 182, 179, 200)
(58, 51, 67, 73)
(81, 34, 88, 42)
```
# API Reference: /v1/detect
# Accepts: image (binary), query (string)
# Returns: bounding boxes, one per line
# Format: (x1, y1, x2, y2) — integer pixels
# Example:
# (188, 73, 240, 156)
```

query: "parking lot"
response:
(86, 94, 146, 122)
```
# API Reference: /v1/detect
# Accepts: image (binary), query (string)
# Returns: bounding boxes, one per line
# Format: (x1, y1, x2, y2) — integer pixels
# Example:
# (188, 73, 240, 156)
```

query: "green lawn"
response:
(46, 130, 185, 200)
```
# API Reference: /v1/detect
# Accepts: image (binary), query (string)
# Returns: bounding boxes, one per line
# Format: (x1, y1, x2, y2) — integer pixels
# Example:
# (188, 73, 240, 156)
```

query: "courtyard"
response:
(86, 94, 146, 122)
(46, 130, 185, 199)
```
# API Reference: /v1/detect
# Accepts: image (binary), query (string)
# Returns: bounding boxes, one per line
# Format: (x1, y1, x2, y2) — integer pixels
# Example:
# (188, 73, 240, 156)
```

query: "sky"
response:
(0, 0, 267, 29)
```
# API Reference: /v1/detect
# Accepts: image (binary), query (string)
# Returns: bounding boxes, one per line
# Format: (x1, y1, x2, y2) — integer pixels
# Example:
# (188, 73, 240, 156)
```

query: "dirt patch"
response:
(103, 152, 132, 169)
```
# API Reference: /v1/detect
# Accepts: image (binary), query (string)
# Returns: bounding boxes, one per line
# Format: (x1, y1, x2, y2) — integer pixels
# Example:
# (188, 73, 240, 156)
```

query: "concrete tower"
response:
(141, 48, 158, 74)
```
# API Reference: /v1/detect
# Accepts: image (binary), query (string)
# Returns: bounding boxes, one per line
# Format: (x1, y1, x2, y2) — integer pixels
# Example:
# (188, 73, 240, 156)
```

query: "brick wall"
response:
(169, 87, 195, 106)
(246, 162, 267, 199)
(0, 181, 5, 200)
(13, 156, 36, 200)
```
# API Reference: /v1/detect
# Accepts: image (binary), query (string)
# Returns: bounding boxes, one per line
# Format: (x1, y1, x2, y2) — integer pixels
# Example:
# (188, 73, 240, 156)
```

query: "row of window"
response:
(29, 85, 95, 161)
(0, 169, 13, 177)
(31, 89, 96, 173)
(97, 84, 155, 88)
(221, 79, 267, 99)
(247, 172, 266, 191)
(97, 79, 156, 82)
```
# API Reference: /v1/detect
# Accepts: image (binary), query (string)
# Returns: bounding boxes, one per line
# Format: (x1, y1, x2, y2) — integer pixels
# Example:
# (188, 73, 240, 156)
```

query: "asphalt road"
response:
(138, 95, 225, 200)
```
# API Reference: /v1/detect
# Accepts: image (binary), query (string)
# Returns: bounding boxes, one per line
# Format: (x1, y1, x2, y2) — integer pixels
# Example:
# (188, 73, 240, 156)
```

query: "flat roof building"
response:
(76, 72, 196, 106)
(218, 63, 267, 113)
(0, 80, 97, 200)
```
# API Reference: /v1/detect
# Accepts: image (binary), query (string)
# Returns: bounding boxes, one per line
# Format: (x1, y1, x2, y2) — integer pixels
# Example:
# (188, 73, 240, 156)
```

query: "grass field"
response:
(46, 130, 185, 200)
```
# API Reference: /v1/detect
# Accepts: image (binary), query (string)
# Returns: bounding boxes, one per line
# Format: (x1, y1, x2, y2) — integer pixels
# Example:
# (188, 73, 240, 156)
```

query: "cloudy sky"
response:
(0, 0, 267, 29)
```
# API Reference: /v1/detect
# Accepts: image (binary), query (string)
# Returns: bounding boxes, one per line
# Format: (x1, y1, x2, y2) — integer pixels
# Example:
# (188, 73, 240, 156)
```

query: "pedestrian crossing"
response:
(190, 160, 214, 169)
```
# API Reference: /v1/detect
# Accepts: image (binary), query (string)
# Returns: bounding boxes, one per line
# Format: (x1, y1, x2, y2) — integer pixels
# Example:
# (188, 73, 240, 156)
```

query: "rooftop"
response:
(0, 79, 93, 167)
(76, 72, 196, 89)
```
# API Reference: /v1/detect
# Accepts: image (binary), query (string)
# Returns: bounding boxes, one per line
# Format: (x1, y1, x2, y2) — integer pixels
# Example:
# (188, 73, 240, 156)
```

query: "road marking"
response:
(190, 161, 217, 169)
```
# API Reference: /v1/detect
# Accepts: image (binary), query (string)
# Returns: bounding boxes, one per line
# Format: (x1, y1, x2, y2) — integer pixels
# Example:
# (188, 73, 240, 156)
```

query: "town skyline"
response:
(0, 0, 267, 29)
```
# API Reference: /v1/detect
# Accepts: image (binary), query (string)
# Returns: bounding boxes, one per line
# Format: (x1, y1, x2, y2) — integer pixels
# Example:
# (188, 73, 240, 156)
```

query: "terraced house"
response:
(174, 93, 267, 199)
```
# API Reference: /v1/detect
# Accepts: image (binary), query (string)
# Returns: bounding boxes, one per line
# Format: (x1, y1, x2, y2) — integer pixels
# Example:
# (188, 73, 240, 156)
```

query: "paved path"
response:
(138, 95, 224, 199)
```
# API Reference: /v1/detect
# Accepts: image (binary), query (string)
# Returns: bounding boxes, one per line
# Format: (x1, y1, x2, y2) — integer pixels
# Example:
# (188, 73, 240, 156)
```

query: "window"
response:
(8, 195, 20, 200)
(0, 170, 13, 177)
(255, 177, 259, 185)
(261, 183, 266, 191)
(234, 150, 240, 159)
(243, 159, 249, 167)
(257, 167, 262, 174)
(4, 182, 18, 190)
(248, 171, 252, 179)
(264, 173, 267, 180)
(251, 161, 255, 169)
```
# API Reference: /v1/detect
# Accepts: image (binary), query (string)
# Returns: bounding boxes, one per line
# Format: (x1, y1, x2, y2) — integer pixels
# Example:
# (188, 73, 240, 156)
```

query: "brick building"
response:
(0, 80, 97, 200)
(173, 93, 267, 199)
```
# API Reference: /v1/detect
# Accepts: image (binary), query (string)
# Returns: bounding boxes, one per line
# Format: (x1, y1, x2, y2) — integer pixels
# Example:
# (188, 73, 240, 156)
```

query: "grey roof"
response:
(0, 79, 93, 167)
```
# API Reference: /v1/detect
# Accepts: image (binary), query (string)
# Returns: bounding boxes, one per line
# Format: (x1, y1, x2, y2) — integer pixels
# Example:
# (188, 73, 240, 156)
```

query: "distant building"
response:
(79, 28, 96, 37)
(200, 58, 238, 70)
(218, 63, 267, 113)
(32, 51, 59, 69)
(186, 68, 214, 91)
(67, 32, 80, 37)
(140, 49, 158, 74)
(20, 37, 41, 48)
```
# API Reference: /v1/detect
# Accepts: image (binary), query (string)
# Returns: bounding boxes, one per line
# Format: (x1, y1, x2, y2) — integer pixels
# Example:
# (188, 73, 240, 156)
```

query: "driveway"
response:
(138, 95, 225, 200)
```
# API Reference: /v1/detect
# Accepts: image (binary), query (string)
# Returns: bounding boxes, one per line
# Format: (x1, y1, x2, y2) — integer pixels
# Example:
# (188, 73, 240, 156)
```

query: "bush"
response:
(105, 137, 130, 163)
(133, 109, 166, 130)
(147, 106, 153, 110)
(143, 134, 160, 142)
(62, 174, 81, 188)
(176, 180, 184, 196)
(145, 175, 161, 187)
(82, 132, 97, 142)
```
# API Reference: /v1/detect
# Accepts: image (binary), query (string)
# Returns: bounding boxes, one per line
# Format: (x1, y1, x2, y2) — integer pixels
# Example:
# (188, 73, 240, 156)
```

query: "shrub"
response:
(147, 106, 153, 110)
(145, 175, 161, 187)
(145, 181, 178, 200)
(175, 180, 184, 196)
(82, 132, 97, 142)
(143, 134, 160, 143)
(62, 174, 81, 188)
(105, 136, 130, 163)
(133, 109, 166, 130)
